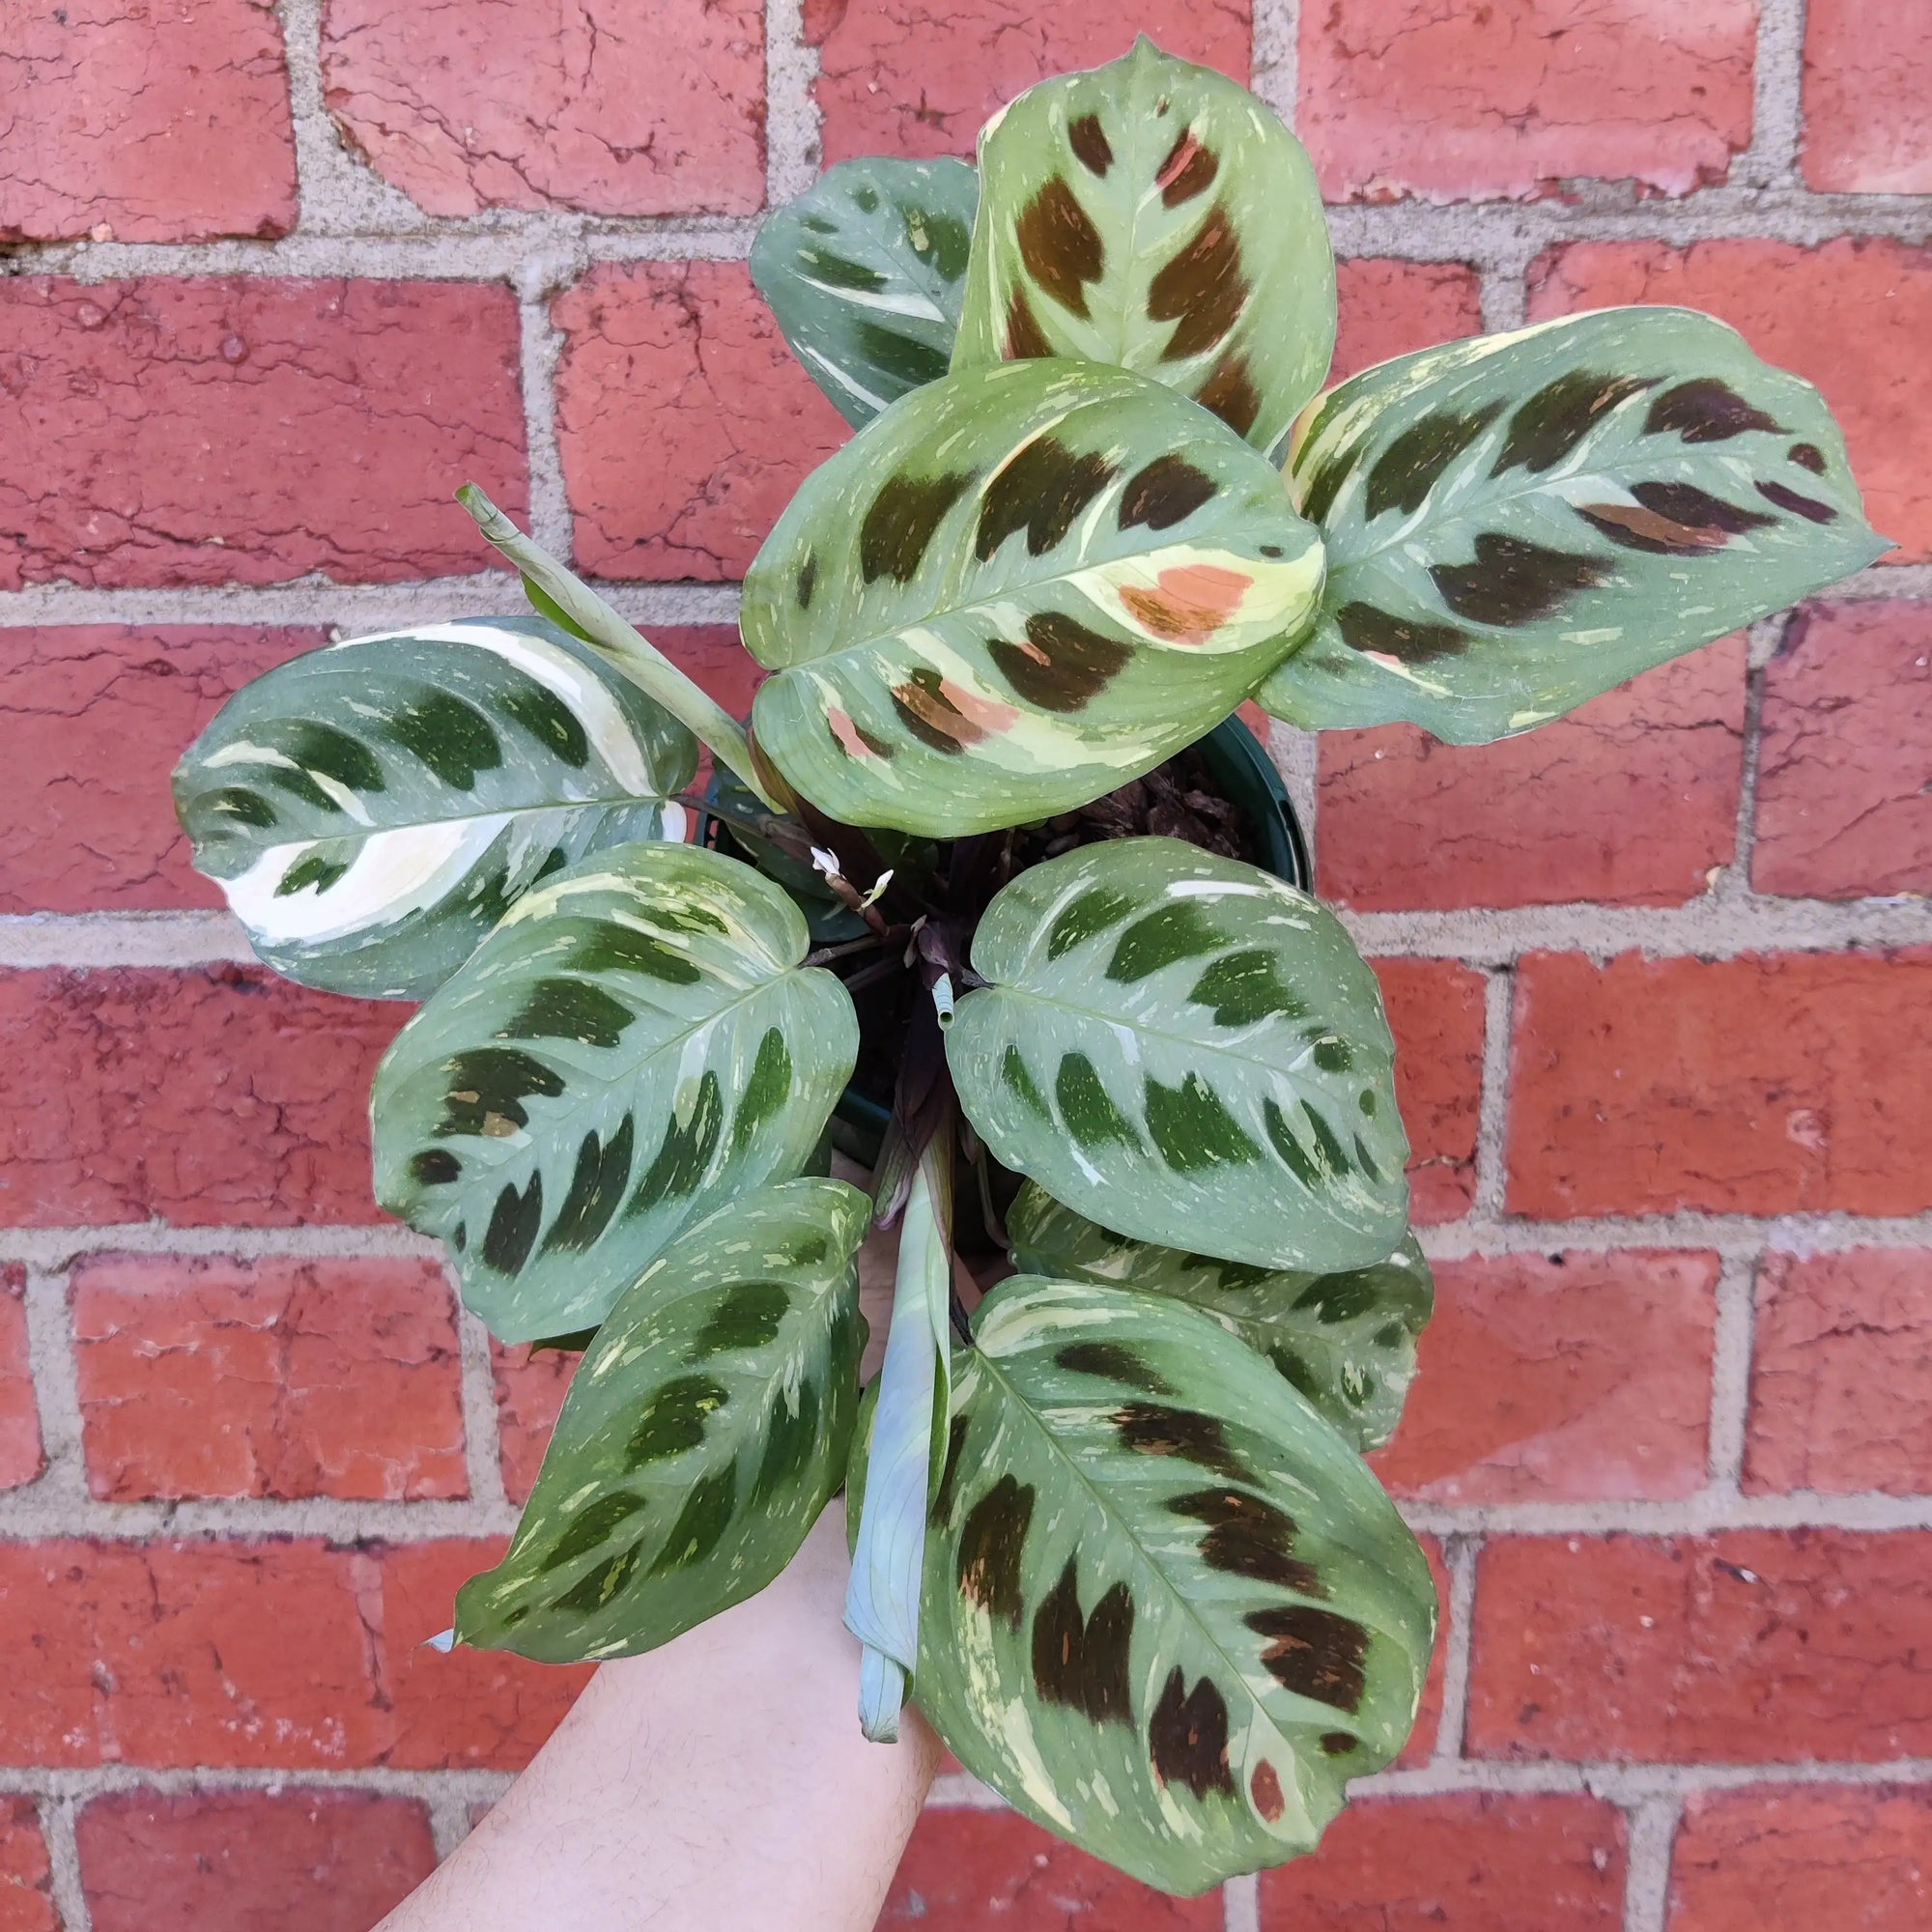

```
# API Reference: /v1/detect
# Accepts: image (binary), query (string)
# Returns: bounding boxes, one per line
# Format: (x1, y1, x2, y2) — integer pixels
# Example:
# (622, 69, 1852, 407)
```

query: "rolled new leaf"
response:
(174, 617, 696, 999)
(1008, 1181, 1432, 1453)
(1262, 307, 1889, 743)
(913, 1276, 1435, 1893)
(752, 156, 980, 429)
(455, 1179, 868, 1662)
(744, 358, 1323, 837)
(947, 838, 1407, 1273)
(373, 841, 857, 1342)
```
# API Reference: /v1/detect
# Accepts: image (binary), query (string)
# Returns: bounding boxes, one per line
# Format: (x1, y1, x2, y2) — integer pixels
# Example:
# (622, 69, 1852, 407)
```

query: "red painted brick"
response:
(492, 1340, 579, 1505)
(1373, 959, 1485, 1224)
(71, 1255, 466, 1503)
(0, 278, 527, 589)
(321, 0, 766, 217)
(0, 0, 297, 243)
(879, 1805, 1221, 1928)
(1259, 1792, 1626, 1931)
(809, 4, 1251, 165)
(1527, 240, 1932, 562)
(554, 262, 847, 582)
(1319, 640, 1746, 912)
(1373, 1252, 1718, 1505)
(0, 626, 321, 915)
(1299, 0, 1754, 203)
(1505, 951, 1932, 1219)
(1667, 1785, 1932, 1932)
(1752, 601, 1932, 899)
(1468, 1530, 1932, 1762)
(656, 623, 765, 724)
(0, 1797, 54, 1932)
(1802, 0, 1932, 193)
(0, 967, 405, 1229)
(1746, 1249, 1932, 1497)
(1332, 258, 1486, 385)
(0, 1267, 42, 1493)
(77, 1788, 436, 1932)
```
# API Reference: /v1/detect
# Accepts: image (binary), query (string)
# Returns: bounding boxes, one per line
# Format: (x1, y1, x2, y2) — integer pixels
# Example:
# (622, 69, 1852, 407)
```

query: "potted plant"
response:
(171, 40, 1884, 1895)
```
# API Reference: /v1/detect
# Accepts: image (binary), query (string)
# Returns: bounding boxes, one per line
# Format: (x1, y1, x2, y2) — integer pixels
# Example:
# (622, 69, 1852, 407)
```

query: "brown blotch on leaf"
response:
(1246, 1604, 1370, 1714)
(1577, 479, 1774, 555)
(1149, 1665, 1236, 1800)
(1756, 478, 1839, 524)
(890, 668, 989, 753)
(1156, 128, 1219, 207)
(1113, 1401, 1249, 1481)
(1335, 600, 1469, 664)
(1005, 287, 1054, 359)
(1054, 1339, 1173, 1394)
(1119, 454, 1216, 532)
(1367, 402, 1505, 520)
(1493, 370, 1657, 476)
(1251, 1759, 1286, 1822)
(976, 437, 1120, 559)
(1016, 177, 1105, 321)
(1196, 351, 1261, 438)
(795, 552, 817, 609)
(1067, 112, 1114, 177)
(1149, 203, 1247, 363)
(1031, 1558, 1136, 1725)
(1299, 440, 1362, 526)
(1431, 532, 1609, 628)
(859, 470, 973, 584)
(1788, 442, 1827, 474)
(988, 611, 1130, 712)
(956, 1474, 1035, 1629)
(1645, 378, 1784, 443)
(1319, 1730, 1356, 1756)
(1168, 1487, 1325, 1596)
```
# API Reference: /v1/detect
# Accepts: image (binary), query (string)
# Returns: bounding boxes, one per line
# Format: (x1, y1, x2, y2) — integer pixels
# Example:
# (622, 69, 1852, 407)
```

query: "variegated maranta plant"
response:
(173, 41, 1886, 1895)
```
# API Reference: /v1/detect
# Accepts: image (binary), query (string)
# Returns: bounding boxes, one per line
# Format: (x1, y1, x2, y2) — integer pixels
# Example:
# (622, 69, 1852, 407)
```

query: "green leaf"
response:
(952, 37, 1333, 463)
(947, 837, 1407, 1273)
(372, 841, 858, 1342)
(455, 1179, 869, 1662)
(743, 358, 1323, 837)
(752, 156, 980, 430)
(1008, 1182, 1432, 1452)
(174, 617, 696, 999)
(910, 1275, 1435, 1892)
(1261, 307, 1889, 744)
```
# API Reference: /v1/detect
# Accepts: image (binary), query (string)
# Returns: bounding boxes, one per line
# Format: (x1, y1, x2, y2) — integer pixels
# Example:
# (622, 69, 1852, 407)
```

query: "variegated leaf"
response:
(1008, 1182, 1432, 1452)
(174, 617, 696, 999)
(743, 358, 1323, 837)
(455, 1179, 868, 1662)
(901, 1276, 1435, 1892)
(947, 838, 1407, 1273)
(752, 156, 980, 429)
(952, 37, 1333, 463)
(1262, 307, 1888, 744)
(372, 842, 858, 1342)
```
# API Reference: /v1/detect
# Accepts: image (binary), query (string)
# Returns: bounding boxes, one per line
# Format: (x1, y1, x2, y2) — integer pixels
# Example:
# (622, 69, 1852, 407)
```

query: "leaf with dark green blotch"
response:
(1246, 1604, 1370, 1714)
(540, 1117, 635, 1257)
(1188, 949, 1309, 1027)
(730, 1028, 794, 1155)
(505, 977, 634, 1049)
(1493, 370, 1656, 476)
(690, 1281, 790, 1358)
(484, 1173, 545, 1276)
(976, 437, 1119, 559)
(437, 1046, 565, 1138)
(1057, 1052, 1142, 1151)
(276, 849, 352, 897)
(494, 673, 591, 768)
(562, 919, 701, 985)
(1645, 376, 1783, 443)
(627, 1071, 724, 1218)
(987, 611, 1131, 713)
(384, 691, 503, 790)
(860, 469, 976, 584)
(1145, 1072, 1260, 1173)
(955, 1475, 1035, 1630)
(1334, 601, 1468, 665)
(1003, 1045, 1053, 1122)
(1046, 884, 1138, 961)
(1054, 1340, 1174, 1396)
(1364, 401, 1503, 520)
(1105, 900, 1224, 983)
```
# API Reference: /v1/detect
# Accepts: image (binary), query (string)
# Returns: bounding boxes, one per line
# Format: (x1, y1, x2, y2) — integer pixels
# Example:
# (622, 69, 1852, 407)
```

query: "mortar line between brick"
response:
(1706, 1250, 1761, 1492)
(426, 1785, 484, 1860)
(20, 1267, 88, 1510)
(1744, 0, 1809, 191)
(38, 1794, 91, 1932)
(1471, 968, 1516, 1216)
(1248, 0, 1300, 126)
(1222, 1870, 1261, 1932)
(516, 284, 574, 556)
(0, 1767, 518, 1804)
(456, 1301, 509, 1513)
(1431, 1535, 1481, 1767)
(1718, 614, 1781, 903)
(1621, 1795, 1683, 1932)
(764, 0, 820, 206)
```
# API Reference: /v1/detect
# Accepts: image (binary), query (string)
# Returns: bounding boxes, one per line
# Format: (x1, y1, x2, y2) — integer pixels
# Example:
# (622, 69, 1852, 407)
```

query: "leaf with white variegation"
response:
(952, 37, 1333, 462)
(455, 1179, 868, 1662)
(1261, 307, 1888, 744)
(752, 156, 980, 429)
(744, 358, 1323, 836)
(174, 618, 696, 999)
(1007, 1182, 1431, 1452)
(947, 838, 1406, 1273)
(372, 842, 857, 1342)
(902, 1276, 1435, 1892)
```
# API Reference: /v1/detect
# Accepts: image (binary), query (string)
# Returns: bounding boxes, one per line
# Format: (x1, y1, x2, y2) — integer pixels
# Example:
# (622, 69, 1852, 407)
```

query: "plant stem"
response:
(456, 484, 783, 811)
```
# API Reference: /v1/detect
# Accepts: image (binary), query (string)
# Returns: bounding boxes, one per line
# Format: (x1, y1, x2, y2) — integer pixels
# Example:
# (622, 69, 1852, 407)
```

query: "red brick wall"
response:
(3, 3, 1929, 1927)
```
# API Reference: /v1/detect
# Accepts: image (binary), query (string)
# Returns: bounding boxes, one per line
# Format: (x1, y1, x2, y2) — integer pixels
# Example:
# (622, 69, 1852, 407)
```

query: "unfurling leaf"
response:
(948, 838, 1407, 1273)
(1262, 307, 1889, 743)
(914, 1276, 1435, 1893)
(372, 841, 858, 1342)
(455, 1179, 868, 1662)
(953, 36, 1334, 463)
(1008, 1183, 1432, 1452)
(174, 618, 696, 999)
(753, 156, 980, 429)
(744, 358, 1323, 837)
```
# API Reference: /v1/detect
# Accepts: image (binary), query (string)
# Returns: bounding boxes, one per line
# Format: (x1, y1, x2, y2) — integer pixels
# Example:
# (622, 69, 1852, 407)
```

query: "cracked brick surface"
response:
(1752, 601, 1932, 900)
(0, 1797, 55, 1932)
(0, 0, 297, 243)
(0, 1265, 43, 1494)
(1506, 951, 1932, 1219)
(0, 278, 528, 589)
(1802, 0, 1932, 193)
(76, 1788, 437, 1932)
(1745, 1250, 1932, 1498)
(71, 1255, 467, 1503)
(1528, 239, 1932, 564)
(1, 624, 321, 914)
(1374, 958, 1485, 1225)
(1259, 1793, 1627, 1931)
(807, 0, 1250, 164)
(1332, 257, 1486, 384)
(1319, 639, 1747, 912)
(320, 0, 766, 217)
(554, 262, 847, 582)
(0, 967, 406, 1229)
(1299, 0, 1755, 204)
(1469, 1530, 1932, 1762)
(1373, 1251, 1719, 1505)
